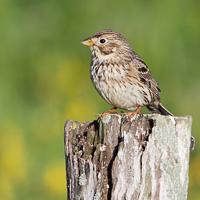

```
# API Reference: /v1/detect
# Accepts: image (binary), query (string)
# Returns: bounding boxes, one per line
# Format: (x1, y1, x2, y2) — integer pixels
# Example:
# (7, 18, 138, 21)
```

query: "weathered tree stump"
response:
(64, 114, 192, 200)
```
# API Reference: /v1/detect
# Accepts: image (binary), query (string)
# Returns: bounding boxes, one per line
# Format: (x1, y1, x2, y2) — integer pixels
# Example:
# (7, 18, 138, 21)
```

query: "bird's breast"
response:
(90, 60, 152, 110)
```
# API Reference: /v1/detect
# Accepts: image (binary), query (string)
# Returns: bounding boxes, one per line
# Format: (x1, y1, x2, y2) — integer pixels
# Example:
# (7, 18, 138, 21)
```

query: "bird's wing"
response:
(134, 56, 161, 99)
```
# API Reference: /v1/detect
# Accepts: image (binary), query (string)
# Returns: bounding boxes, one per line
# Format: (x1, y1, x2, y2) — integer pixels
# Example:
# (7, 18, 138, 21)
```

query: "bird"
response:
(81, 29, 173, 119)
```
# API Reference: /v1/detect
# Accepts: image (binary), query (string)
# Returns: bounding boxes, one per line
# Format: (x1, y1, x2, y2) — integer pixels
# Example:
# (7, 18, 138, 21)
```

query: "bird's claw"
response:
(122, 106, 143, 124)
(95, 107, 119, 119)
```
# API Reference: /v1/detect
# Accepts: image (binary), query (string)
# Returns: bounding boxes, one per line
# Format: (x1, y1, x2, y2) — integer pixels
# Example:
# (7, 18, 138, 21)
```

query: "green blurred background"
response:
(0, 0, 199, 199)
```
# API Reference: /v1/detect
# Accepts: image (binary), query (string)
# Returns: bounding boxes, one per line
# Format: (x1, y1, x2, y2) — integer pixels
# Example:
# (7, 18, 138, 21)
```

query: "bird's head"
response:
(81, 30, 133, 62)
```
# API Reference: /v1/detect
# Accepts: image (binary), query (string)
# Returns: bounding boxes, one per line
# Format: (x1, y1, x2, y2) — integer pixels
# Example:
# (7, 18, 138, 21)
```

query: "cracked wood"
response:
(64, 114, 192, 200)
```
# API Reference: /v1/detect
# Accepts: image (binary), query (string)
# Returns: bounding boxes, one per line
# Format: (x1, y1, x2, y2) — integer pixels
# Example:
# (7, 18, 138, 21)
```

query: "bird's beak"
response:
(81, 38, 94, 47)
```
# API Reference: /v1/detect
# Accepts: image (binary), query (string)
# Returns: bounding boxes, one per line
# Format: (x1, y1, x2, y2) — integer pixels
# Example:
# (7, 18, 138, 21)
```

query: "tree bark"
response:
(64, 114, 192, 200)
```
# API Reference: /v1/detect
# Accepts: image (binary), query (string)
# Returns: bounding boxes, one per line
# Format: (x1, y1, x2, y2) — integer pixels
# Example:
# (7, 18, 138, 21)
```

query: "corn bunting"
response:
(82, 30, 173, 118)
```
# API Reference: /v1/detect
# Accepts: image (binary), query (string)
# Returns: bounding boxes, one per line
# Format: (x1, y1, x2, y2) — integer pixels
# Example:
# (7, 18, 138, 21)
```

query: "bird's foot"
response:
(96, 107, 120, 119)
(123, 106, 143, 122)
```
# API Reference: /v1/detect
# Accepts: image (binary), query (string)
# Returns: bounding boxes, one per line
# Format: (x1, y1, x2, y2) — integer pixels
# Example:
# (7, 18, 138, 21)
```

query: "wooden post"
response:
(64, 114, 192, 200)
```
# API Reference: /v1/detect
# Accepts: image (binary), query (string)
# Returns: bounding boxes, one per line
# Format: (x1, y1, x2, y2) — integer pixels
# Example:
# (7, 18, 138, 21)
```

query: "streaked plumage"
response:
(82, 30, 172, 116)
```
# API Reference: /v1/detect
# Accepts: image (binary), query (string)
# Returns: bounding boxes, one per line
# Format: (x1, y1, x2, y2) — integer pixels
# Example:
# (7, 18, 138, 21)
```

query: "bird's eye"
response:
(100, 39, 106, 43)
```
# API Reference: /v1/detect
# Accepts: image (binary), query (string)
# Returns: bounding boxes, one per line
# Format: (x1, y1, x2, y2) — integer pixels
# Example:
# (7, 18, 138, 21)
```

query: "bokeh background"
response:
(0, 0, 199, 199)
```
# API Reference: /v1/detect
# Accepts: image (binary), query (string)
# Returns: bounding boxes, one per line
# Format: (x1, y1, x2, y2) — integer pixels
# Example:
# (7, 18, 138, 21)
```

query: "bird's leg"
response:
(125, 106, 142, 120)
(97, 107, 118, 119)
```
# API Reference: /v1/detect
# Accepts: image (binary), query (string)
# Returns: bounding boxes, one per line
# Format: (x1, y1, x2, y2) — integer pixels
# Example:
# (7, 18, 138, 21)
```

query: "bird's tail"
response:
(146, 103, 173, 116)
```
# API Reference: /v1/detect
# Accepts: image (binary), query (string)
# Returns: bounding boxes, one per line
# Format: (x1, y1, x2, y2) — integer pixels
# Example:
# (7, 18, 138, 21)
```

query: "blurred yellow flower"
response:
(43, 162, 66, 197)
(0, 124, 27, 199)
